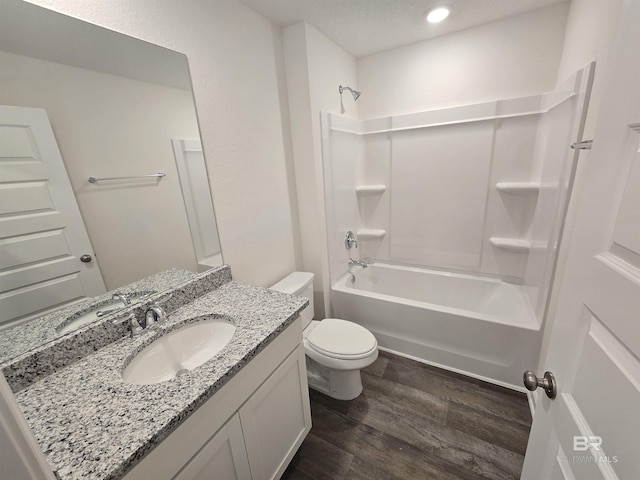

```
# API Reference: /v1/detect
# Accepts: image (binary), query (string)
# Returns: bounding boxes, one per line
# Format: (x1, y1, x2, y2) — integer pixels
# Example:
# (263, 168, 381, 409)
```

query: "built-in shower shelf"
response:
(356, 184, 387, 195)
(495, 182, 540, 194)
(489, 237, 531, 252)
(357, 229, 386, 240)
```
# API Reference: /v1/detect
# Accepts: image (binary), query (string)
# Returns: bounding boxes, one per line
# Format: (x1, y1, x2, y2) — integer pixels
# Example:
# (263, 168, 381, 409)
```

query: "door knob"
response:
(80, 254, 93, 263)
(523, 370, 557, 399)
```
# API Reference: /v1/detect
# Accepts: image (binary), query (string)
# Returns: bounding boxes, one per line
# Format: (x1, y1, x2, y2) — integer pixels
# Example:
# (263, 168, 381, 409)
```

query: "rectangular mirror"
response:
(0, 0, 222, 362)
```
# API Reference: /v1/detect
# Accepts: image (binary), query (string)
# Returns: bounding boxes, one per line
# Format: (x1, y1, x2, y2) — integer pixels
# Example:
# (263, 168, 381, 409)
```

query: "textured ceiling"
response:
(237, 0, 569, 57)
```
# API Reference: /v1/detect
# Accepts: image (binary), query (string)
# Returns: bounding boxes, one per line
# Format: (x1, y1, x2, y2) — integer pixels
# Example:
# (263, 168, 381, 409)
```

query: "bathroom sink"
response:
(122, 316, 236, 385)
(57, 291, 154, 335)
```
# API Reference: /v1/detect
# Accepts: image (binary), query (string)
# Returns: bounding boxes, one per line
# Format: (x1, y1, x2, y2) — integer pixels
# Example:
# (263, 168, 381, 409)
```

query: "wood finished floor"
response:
(282, 351, 532, 480)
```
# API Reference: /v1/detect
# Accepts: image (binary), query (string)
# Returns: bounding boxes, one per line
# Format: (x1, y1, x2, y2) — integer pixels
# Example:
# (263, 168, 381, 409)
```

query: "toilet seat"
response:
(306, 318, 377, 360)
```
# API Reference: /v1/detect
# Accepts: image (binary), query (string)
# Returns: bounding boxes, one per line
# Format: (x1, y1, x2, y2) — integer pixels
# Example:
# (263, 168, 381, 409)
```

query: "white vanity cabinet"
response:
(238, 343, 311, 479)
(124, 318, 311, 480)
(173, 413, 250, 480)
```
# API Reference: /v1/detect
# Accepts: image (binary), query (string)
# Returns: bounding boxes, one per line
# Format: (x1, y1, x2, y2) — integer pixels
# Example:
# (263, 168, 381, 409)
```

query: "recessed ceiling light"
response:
(425, 6, 450, 24)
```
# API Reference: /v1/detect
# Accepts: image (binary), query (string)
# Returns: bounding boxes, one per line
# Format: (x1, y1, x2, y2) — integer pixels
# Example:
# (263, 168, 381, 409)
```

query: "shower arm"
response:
(339, 85, 361, 101)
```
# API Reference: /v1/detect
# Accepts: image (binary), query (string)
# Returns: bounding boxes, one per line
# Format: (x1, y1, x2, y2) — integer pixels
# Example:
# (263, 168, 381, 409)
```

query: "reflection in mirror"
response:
(0, 0, 222, 361)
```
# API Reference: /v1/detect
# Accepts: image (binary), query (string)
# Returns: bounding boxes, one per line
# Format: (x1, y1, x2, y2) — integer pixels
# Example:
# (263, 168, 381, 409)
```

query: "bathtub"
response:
(331, 263, 542, 390)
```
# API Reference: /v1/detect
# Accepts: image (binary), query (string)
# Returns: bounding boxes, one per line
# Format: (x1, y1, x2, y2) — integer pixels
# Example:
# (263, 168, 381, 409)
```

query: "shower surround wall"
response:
(322, 65, 593, 386)
(323, 105, 537, 303)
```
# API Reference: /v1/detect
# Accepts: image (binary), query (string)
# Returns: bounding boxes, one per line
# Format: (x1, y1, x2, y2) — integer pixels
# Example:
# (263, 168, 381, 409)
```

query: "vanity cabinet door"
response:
(239, 344, 312, 480)
(173, 413, 251, 480)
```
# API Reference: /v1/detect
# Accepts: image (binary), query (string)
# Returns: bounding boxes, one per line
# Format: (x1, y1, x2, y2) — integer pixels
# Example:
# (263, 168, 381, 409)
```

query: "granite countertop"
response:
(0, 268, 198, 364)
(14, 281, 307, 480)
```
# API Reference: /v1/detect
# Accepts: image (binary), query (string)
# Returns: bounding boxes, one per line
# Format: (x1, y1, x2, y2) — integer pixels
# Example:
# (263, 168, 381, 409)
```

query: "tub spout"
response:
(349, 258, 368, 268)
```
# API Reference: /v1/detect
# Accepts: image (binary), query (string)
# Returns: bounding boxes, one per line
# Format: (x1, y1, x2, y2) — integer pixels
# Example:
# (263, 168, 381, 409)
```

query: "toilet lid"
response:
(307, 318, 377, 360)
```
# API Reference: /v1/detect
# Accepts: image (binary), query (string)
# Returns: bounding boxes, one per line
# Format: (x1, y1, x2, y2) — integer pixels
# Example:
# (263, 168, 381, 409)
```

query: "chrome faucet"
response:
(144, 304, 167, 328)
(348, 258, 368, 268)
(113, 313, 144, 338)
(112, 293, 131, 306)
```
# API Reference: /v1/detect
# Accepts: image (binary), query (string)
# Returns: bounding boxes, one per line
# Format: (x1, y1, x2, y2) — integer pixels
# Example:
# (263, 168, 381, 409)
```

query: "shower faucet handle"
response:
(345, 230, 358, 250)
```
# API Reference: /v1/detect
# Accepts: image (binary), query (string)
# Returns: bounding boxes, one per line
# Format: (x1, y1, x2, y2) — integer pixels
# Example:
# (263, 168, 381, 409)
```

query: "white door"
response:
(521, 2, 640, 479)
(0, 105, 106, 327)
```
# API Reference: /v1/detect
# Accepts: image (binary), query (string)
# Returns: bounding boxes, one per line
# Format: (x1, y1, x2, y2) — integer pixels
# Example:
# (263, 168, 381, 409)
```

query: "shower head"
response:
(339, 85, 361, 101)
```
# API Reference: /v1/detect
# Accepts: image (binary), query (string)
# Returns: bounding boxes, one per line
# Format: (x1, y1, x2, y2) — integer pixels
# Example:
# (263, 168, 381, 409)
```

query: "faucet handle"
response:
(345, 230, 358, 250)
(144, 310, 156, 328)
(145, 304, 167, 327)
(131, 315, 144, 337)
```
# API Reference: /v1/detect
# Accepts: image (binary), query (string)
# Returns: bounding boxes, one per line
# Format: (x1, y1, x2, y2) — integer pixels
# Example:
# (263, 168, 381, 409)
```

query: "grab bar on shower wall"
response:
(88, 172, 166, 183)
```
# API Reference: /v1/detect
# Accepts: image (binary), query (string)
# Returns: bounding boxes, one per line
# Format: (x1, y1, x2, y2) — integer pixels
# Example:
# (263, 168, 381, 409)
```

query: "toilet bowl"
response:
(271, 272, 378, 400)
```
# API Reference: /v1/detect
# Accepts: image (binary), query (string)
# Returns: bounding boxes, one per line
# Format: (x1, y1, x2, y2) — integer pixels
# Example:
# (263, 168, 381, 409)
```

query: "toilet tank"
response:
(270, 272, 314, 328)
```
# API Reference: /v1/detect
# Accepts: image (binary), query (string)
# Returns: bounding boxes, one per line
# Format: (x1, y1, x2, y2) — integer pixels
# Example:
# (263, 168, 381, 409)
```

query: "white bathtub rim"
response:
(378, 346, 527, 393)
(333, 269, 540, 331)
(346, 261, 522, 285)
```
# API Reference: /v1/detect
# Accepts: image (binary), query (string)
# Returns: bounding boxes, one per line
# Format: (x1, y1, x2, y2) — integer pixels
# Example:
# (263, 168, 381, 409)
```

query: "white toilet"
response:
(271, 272, 378, 400)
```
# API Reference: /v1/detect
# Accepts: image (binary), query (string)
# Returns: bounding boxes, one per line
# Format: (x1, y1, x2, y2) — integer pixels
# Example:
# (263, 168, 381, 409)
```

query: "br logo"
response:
(573, 436, 603, 451)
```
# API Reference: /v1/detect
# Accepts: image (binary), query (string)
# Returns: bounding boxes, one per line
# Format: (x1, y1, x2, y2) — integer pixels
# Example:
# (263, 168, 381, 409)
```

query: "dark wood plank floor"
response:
(282, 351, 532, 480)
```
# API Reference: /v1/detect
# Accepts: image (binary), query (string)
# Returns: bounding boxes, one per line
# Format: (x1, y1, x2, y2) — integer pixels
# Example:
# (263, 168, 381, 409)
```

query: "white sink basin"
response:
(122, 317, 236, 385)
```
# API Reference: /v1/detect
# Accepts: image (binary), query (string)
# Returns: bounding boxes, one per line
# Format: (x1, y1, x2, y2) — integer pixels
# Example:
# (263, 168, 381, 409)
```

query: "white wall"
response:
(556, 0, 624, 134)
(0, 50, 199, 289)
(357, 3, 570, 119)
(537, 0, 624, 370)
(283, 22, 358, 316)
(27, 0, 298, 288)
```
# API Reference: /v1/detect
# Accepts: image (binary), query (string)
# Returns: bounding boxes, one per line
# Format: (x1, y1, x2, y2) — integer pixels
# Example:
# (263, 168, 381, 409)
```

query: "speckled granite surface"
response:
(15, 280, 307, 480)
(2, 267, 233, 393)
(0, 269, 198, 364)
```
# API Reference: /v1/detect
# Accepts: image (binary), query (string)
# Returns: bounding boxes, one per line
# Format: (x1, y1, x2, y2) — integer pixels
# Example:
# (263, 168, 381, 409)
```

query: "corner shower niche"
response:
(322, 63, 593, 343)
(490, 182, 541, 253)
